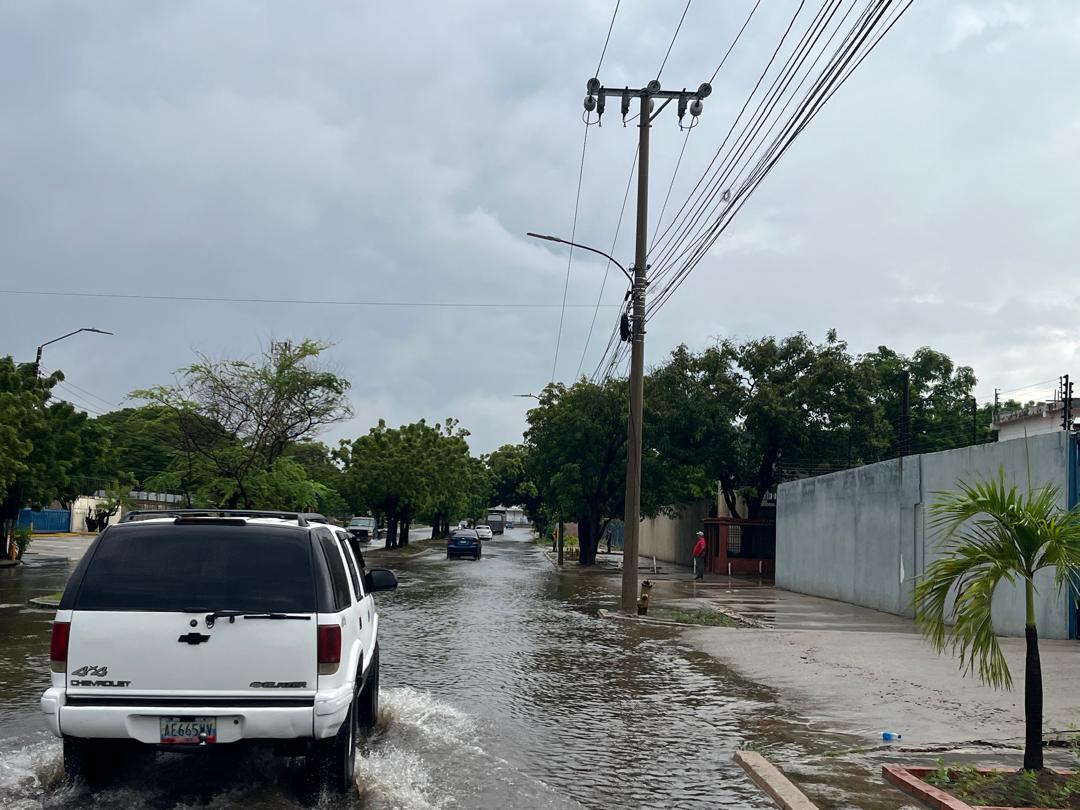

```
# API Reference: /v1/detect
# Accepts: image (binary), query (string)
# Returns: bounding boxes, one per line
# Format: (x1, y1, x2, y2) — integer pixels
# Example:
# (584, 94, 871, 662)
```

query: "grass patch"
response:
(925, 761, 1080, 808)
(647, 606, 740, 627)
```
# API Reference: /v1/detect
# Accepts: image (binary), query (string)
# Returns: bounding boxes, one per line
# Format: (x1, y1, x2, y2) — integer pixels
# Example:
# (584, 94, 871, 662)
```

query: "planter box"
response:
(883, 764, 1075, 810)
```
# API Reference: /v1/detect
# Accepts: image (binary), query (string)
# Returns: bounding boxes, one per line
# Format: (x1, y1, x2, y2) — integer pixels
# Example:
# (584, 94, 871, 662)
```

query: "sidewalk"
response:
(650, 576, 1080, 748)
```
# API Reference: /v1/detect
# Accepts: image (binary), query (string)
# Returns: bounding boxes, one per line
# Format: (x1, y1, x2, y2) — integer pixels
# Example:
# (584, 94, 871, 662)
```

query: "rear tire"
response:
(357, 644, 380, 732)
(63, 736, 112, 785)
(308, 701, 356, 795)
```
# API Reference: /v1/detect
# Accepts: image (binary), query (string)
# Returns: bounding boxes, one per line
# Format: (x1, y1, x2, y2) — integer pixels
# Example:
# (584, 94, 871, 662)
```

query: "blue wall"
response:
(17, 508, 72, 533)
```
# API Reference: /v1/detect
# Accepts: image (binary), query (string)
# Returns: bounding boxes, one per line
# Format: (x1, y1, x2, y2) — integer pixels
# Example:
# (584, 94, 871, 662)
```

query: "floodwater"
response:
(0, 529, 893, 809)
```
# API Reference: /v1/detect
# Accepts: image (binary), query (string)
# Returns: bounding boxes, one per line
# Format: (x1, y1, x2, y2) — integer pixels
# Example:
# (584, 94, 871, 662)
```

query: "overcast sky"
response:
(2, 1, 1078, 454)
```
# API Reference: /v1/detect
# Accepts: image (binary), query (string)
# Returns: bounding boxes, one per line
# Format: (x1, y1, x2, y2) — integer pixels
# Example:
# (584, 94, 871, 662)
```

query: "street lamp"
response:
(513, 393, 541, 400)
(34, 327, 113, 376)
(525, 233, 633, 284)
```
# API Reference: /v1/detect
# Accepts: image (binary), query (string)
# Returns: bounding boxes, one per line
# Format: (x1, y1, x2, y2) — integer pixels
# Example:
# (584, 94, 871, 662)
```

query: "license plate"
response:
(160, 716, 216, 744)
(457, 539, 468, 544)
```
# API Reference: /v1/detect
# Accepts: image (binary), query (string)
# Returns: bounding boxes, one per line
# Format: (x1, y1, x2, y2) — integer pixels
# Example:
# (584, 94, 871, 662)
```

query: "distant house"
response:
(992, 400, 1072, 442)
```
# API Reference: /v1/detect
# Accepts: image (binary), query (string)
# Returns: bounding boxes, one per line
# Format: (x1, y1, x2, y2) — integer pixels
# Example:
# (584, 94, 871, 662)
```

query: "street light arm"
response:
(526, 232, 633, 283)
(38, 327, 114, 351)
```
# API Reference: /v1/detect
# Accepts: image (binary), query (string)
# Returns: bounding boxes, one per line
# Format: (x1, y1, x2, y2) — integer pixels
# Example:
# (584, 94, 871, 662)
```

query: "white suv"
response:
(40, 510, 398, 794)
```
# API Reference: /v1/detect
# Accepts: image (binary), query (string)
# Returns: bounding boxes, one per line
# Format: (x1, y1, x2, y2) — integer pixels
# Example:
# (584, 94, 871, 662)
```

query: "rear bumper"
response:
(447, 545, 479, 556)
(42, 687, 349, 743)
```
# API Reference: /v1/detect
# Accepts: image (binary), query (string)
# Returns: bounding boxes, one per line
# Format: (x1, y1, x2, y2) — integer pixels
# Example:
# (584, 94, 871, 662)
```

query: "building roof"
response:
(992, 400, 1062, 427)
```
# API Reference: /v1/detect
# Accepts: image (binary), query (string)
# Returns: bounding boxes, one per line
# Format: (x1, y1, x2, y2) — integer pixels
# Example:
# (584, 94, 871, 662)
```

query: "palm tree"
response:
(914, 471, 1080, 771)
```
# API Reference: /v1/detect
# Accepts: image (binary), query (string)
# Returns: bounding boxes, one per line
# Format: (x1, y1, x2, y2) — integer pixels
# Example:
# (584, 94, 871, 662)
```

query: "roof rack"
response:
(120, 509, 326, 527)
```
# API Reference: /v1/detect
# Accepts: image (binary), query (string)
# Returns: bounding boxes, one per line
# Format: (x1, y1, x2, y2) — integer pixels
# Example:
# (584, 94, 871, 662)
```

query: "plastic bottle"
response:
(881, 731, 902, 741)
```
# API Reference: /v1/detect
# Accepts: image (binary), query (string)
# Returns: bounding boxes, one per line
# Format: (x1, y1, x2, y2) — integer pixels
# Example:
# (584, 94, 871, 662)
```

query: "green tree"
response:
(134, 340, 351, 508)
(95, 405, 183, 489)
(284, 442, 348, 517)
(343, 418, 487, 546)
(0, 357, 111, 530)
(860, 345, 990, 456)
(914, 472, 1080, 771)
(485, 444, 532, 509)
(524, 379, 627, 565)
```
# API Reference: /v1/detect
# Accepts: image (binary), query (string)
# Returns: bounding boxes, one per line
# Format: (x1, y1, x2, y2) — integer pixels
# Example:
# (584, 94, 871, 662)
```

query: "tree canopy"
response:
(0, 357, 111, 529)
(132, 339, 352, 509)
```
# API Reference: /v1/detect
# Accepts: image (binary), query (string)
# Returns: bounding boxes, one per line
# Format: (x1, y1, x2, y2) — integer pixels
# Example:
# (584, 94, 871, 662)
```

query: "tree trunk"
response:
(1024, 581, 1044, 770)
(578, 519, 598, 566)
(399, 518, 410, 547)
(431, 515, 440, 540)
(386, 515, 398, 549)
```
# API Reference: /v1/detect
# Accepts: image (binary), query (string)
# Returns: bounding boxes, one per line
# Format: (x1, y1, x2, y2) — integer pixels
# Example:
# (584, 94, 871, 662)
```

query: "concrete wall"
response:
(777, 432, 1072, 638)
(639, 501, 711, 568)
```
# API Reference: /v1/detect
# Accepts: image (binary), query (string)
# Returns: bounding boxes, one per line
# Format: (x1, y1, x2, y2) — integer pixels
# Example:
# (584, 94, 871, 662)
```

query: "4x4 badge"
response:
(177, 632, 211, 645)
(72, 665, 107, 677)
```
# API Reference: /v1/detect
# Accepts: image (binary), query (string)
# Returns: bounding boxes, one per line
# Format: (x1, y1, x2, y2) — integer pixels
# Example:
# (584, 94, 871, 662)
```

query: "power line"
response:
(656, 0, 694, 80)
(57, 379, 120, 411)
(648, 0, 857, 297)
(647, 0, 915, 319)
(710, 0, 765, 84)
(649, 126, 693, 254)
(595, 0, 622, 77)
(551, 123, 591, 382)
(645, 0, 809, 277)
(577, 147, 637, 380)
(0, 289, 618, 309)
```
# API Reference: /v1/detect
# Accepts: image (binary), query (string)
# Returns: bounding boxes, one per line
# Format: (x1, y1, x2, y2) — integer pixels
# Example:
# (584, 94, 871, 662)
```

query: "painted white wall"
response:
(777, 432, 1073, 638)
(639, 502, 711, 568)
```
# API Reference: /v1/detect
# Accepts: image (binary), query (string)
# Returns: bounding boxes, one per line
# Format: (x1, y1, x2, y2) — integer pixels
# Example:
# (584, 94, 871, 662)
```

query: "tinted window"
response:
(337, 536, 365, 598)
(74, 524, 315, 612)
(317, 529, 353, 610)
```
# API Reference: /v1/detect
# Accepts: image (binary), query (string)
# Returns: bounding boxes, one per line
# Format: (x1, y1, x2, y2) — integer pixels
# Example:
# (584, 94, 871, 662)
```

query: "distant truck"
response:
(485, 511, 505, 535)
(347, 515, 377, 543)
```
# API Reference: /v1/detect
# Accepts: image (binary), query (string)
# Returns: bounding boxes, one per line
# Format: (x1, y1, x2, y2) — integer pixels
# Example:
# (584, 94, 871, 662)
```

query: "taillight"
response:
(50, 621, 70, 674)
(317, 624, 341, 675)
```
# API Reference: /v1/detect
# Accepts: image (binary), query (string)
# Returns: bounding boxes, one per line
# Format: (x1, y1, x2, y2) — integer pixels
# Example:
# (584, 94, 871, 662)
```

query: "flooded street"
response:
(0, 529, 876, 809)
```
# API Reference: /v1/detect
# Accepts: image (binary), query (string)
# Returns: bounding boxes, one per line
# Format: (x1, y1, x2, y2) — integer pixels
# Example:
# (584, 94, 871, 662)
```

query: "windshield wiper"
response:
(182, 608, 309, 627)
(242, 613, 311, 620)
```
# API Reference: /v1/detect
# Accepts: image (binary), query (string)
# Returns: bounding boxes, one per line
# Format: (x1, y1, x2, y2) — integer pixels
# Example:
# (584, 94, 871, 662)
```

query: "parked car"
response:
(41, 509, 399, 795)
(447, 528, 481, 560)
(475, 524, 493, 541)
(346, 515, 377, 543)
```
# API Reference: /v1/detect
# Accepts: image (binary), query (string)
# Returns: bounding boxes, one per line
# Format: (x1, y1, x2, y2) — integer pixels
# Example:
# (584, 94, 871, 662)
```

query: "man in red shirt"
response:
(692, 531, 706, 580)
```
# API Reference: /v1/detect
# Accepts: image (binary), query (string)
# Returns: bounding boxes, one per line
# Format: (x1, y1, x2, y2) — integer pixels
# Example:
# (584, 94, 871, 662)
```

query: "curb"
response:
(734, 750, 818, 810)
(882, 763, 1073, 810)
(28, 596, 60, 609)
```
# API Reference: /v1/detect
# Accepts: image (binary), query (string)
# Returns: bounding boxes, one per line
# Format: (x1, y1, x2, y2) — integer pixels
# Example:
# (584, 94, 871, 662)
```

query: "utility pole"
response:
(971, 397, 978, 445)
(584, 77, 712, 613)
(1063, 374, 1074, 432)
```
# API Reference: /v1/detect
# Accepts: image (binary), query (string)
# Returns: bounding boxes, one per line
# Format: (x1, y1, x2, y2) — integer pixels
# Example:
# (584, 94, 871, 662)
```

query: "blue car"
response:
(447, 529, 482, 560)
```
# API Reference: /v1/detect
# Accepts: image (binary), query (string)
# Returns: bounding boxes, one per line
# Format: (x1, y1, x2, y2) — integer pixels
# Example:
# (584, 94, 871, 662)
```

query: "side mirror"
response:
(366, 567, 398, 593)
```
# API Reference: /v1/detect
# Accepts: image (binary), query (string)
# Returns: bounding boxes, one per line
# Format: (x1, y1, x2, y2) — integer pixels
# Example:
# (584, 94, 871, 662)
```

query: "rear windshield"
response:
(72, 524, 316, 612)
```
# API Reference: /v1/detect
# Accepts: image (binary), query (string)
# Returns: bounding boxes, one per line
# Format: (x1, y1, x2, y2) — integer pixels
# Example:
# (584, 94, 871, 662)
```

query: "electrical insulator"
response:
(689, 98, 703, 117)
(584, 95, 596, 112)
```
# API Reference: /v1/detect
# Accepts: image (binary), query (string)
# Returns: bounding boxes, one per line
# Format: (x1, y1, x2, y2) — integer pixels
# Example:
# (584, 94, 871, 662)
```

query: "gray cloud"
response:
(2, 1, 1078, 454)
